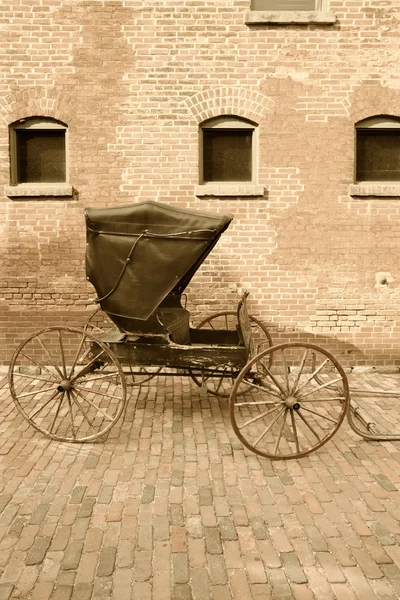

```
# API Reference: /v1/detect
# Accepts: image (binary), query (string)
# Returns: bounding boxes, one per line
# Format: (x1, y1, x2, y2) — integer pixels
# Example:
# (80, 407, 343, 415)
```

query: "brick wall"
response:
(1, 0, 400, 367)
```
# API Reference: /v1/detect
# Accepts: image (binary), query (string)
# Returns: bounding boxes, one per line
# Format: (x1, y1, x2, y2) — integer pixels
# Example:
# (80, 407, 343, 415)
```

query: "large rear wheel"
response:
(230, 342, 350, 460)
(9, 326, 127, 442)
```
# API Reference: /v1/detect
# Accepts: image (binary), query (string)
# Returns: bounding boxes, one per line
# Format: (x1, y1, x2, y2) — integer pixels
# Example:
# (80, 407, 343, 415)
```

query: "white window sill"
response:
(349, 184, 400, 198)
(245, 11, 336, 25)
(195, 183, 265, 197)
(5, 184, 73, 198)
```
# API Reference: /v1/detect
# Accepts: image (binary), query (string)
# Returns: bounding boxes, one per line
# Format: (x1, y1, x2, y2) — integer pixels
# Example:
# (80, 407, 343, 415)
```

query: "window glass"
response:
(203, 130, 252, 182)
(356, 130, 400, 182)
(16, 130, 66, 184)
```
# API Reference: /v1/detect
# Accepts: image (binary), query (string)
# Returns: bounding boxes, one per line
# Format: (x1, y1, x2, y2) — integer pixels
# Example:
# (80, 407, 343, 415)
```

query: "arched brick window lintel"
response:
(184, 88, 273, 126)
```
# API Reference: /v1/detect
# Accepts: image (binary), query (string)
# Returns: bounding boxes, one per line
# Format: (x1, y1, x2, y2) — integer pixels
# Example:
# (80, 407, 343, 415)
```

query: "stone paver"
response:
(0, 373, 399, 598)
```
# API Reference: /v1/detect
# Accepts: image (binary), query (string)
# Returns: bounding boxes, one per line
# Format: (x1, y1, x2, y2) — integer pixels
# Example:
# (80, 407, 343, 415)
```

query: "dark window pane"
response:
(16, 130, 66, 183)
(252, 0, 315, 10)
(356, 130, 400, 182)
(203, 130, 252, 182)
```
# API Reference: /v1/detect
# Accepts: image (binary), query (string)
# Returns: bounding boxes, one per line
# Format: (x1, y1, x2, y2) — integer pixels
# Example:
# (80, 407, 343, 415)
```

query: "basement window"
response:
(200, 117, 256, 184)
(7, 117, 72, 197)
(196, 117, 264, 197)
(350, 116, 400, 198)
(356, 117, 400, 183)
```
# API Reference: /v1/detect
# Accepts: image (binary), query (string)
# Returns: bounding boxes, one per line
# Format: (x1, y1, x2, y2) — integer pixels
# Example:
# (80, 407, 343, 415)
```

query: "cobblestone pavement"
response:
(0, 372, 400, 599)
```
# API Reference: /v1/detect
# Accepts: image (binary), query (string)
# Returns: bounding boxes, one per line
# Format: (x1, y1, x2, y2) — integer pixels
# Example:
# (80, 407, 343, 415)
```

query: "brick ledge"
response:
(349, 184, 400, 198)
(245, 11, 337, 25)
(5, 184, 73, 198)
(195, 183, 265, 197)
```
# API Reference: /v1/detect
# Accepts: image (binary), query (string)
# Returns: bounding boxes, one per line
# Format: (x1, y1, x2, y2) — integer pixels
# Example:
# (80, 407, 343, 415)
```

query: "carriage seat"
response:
(108, 307, 190, 345)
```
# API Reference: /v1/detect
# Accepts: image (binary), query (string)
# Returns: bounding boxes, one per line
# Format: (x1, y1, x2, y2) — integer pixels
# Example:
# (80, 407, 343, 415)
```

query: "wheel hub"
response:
(57, 380, 72, 393)
(284, 395, 301, 410)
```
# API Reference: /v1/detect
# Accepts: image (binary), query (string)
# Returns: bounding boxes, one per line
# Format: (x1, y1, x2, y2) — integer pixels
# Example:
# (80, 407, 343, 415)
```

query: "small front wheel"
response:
(230, 342, 350, 460)
(9, 326, 127, 442)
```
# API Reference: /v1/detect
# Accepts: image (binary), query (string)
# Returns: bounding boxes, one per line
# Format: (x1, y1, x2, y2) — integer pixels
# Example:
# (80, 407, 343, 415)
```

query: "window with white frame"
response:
(355, 117, 400, 183)
(251, 0, 327, 10)
(200, 117, 257, 184)
(9, 117, 67, 185)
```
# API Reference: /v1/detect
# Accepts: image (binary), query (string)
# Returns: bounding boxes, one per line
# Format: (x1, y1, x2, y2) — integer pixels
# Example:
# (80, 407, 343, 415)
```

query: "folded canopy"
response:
(85, 201, 233, 320)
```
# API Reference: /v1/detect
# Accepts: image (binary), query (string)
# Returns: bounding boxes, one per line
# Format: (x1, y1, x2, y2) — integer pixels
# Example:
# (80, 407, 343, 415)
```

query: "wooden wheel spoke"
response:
(66, 392, 77, 440)
(17, 386, 57, 400)
(95, 360, 111, 374)
(253, 407, 286, 448)
(85, 309, 114, 336)
(69, 390, 96, 431)
(70, 350, 106, 383)
(79, 372, 119, 383)
(299, 405, 339, 424)
(49, 392, 65, 434)
(290, 349, 309, 394)
(13, 372, 57, 384)
(294, 359, 330, 395)
(302, 396, 345, 402)
(281, 349, 290, 393)
(37, 337, 64, 379)
(273, 408, 288, 455)
(58, 330, 68, 378)
(75, 347, 92, 367)
(20, 351, 59, 381)
(68, 333, 87, 378)
(238, 405, 281, 430)
(243, 378, 282, 399)
(74, 384, 123, 403)
(86, 323, 102, 332)
(290, 410, 301, 453)
(258, 364, 286, 396)
(296, 410, 322, 441)
(301, 377, 343, 398)
(255, 360, 270, 379)
(234, 400, 282, 407)
(73, 388, 115, 422)
(28, 389, 60, 420)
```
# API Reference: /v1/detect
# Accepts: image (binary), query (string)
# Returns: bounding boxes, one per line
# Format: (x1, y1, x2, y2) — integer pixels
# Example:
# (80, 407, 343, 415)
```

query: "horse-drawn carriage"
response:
(8, 202, 400, 459)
